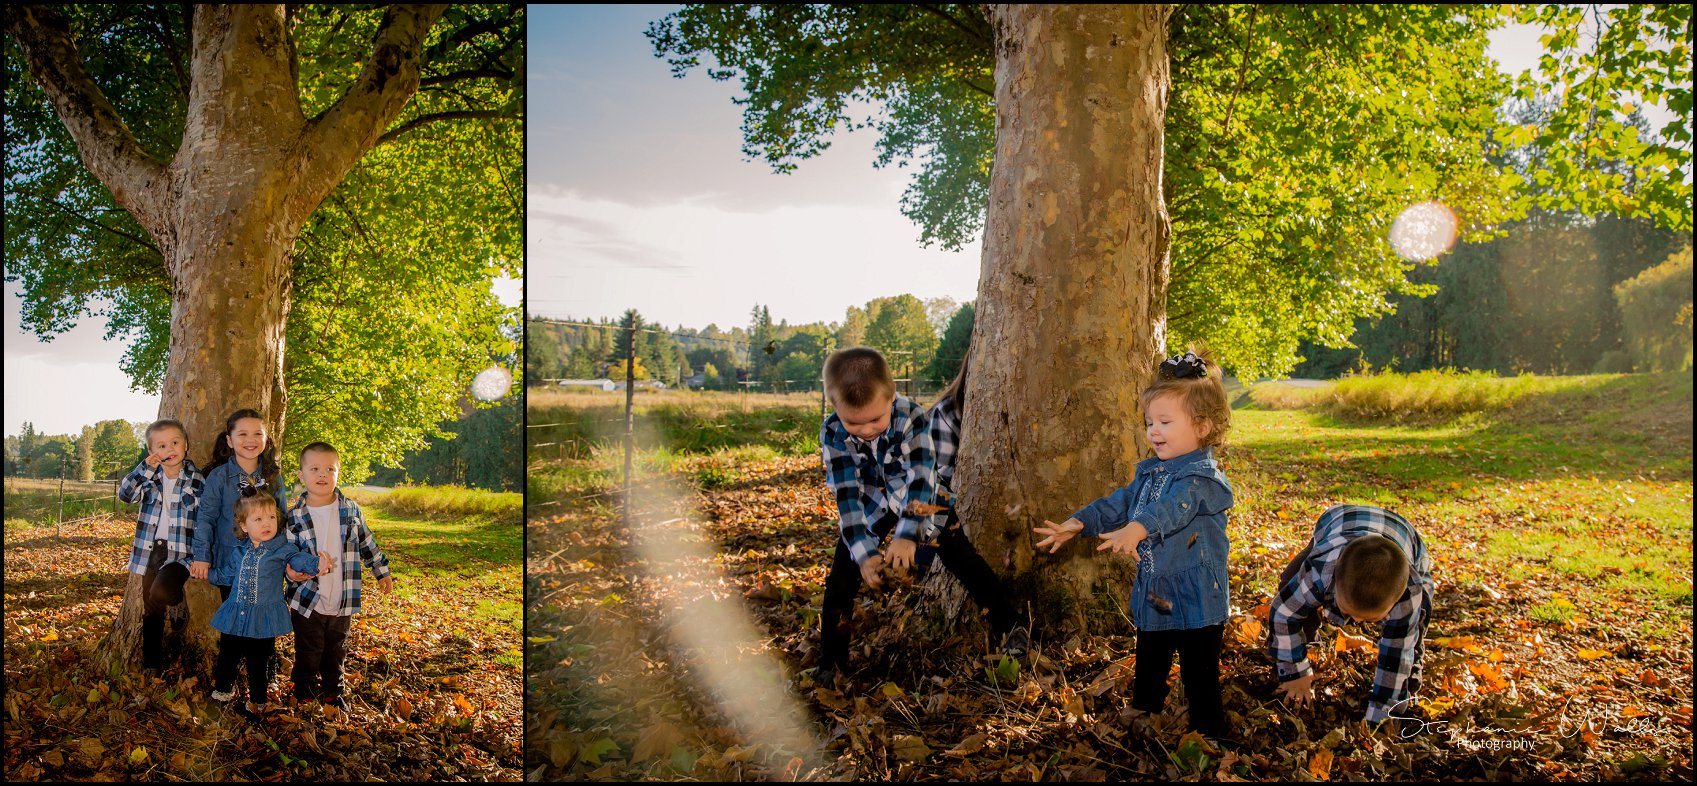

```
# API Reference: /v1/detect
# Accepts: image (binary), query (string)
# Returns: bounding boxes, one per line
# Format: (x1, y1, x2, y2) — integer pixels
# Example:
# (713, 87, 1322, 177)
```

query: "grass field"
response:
(528, 370, 1693, 781)
(3, 478, 132, 529)
(3, 482, 522, 781)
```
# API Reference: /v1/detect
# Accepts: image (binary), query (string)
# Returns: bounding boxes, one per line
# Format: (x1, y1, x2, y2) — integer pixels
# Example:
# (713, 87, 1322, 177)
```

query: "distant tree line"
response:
(528, 295, 977, 395)
(6, 420, 145, 481)
(1293, 214, 1691, 378)
(366, 395, 522, 493)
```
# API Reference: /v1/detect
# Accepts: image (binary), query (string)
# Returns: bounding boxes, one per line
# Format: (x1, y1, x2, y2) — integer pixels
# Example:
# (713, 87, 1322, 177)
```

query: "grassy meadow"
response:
(528, 370, 1693, 780)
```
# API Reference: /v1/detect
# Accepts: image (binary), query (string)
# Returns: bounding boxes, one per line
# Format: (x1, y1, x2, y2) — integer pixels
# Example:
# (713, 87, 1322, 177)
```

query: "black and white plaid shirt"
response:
(1269, 504, 1433, 723)
(820, 394, 938, 565)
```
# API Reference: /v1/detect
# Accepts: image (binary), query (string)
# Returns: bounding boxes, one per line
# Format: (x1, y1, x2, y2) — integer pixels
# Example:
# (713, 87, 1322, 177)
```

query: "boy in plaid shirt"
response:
(817, 346, 1009, 686)
(118, 419, 206, 678)
(1268, 504, 1433, 727)
(282, 442, 393, 710)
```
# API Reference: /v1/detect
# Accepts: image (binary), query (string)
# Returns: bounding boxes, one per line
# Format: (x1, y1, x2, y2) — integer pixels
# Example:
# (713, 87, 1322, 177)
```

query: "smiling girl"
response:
(1032, 351, 1236, 739)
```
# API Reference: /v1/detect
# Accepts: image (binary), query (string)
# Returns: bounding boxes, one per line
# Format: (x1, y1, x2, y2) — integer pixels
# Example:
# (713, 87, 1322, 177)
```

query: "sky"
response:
(3, 8, 1676, 438)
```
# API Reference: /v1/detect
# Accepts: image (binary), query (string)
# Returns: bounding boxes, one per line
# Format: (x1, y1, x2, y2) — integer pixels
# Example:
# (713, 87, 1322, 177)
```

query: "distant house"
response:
(613, 380, 667, 391)
(683, 372, 706, 389)
(557, 379, 617, 392)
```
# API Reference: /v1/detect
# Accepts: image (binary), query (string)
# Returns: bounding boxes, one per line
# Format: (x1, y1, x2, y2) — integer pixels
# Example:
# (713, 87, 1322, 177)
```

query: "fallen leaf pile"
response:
(528, 439, 1692, 780)
(3, 514, 521, 781)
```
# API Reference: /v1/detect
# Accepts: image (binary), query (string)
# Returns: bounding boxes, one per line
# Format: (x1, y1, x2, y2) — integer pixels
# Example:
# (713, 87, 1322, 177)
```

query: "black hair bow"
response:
(238, 477, 267, 497)
(1159, 352, 1207, 379)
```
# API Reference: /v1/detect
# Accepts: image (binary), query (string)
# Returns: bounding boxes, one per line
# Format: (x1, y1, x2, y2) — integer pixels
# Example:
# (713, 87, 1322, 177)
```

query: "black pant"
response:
(291, 611, 352, 700)
(214, 634, 276, 705)
(1133, 625, 1225, 736)
(820, 509, 1016, 670)
(140, 547, 190, 669)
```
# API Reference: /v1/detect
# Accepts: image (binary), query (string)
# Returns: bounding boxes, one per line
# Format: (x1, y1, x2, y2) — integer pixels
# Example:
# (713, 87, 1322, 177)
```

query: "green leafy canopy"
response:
(648, 4, 1692, 378)
(4, 5, 524, 480)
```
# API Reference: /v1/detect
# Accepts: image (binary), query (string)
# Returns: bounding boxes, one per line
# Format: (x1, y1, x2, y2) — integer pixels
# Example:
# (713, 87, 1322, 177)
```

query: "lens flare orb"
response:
(471, 366, 513, 402)
(1388, 201, 1459, 261)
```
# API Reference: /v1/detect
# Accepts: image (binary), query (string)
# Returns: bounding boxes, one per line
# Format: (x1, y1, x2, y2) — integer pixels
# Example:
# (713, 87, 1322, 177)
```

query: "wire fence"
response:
(3, 460, 131, 537)
(527, 316, 961, 519)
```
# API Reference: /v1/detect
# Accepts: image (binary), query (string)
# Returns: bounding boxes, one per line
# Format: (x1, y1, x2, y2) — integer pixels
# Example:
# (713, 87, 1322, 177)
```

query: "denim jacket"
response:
(1071, 447, 1234, 632)
(208, 534, 320, 638)
(191, 462, 285, 586)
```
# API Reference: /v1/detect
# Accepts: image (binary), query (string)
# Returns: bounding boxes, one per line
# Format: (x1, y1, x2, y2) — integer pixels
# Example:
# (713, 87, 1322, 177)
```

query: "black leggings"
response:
(140, 552, 190, 669)
(820, 509, 1017, 669)
(1133, 624, 1226, 736)
(214, 634, 276, 705)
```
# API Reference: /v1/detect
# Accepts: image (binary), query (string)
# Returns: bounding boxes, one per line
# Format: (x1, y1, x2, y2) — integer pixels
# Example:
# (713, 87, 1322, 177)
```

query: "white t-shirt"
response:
(151, 475, 180, 547)
(307, 503, 346, 616)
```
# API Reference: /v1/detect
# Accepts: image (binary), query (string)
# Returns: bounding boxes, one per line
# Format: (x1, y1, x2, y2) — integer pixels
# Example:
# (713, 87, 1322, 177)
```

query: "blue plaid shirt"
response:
(820, 394, 938, 565)
(284, 490, 392, 618)
(929, 395, 961, 491)
(118, 460, 206, 575)
(1269, 504, 1434, 724)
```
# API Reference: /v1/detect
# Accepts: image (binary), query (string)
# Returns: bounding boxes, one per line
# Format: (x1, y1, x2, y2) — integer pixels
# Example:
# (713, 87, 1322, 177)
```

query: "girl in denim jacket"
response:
(208, 486, 329, 720)
(1034, 351, 1235, 737)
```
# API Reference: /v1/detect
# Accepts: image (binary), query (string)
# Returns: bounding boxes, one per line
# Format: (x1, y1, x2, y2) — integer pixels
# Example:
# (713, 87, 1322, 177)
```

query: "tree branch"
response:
(5, 5, 170, 235)
(419, 67, 512, 87)
(375, 108, 518, 145)
(295, 4, 447, 219)
(914, 4, 992, 46)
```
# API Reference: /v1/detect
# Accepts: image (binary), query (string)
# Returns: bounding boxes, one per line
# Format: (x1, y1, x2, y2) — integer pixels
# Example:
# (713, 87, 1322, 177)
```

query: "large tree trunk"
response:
(8, 3, 444, 674)
(952, 4, 1172, 639)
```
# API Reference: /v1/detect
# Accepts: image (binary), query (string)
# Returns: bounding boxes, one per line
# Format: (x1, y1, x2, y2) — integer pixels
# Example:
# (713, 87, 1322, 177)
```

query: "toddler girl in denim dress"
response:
(1033, 351, 1235, 737)
(208, 486, 329, 720)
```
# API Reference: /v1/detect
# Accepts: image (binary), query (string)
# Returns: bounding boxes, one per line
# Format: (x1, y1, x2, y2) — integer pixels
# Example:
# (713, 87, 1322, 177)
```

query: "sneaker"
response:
(999, 626, 1031, 658)
(211, 689, 234, 702)
(322, 695, 349, 712)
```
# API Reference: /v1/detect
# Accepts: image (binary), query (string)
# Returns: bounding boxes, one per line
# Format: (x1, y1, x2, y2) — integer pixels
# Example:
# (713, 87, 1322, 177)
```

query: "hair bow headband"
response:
(1158, 352, 1207, 380)
(238, 477, 267, 497)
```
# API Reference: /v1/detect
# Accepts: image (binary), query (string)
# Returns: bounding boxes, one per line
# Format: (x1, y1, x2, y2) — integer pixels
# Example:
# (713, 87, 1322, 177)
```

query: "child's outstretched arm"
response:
(1268, 557, 1326, 703)
(284, 541, 324, 578)
(890, 406, 938, 575)
(820, 420, 886, 588)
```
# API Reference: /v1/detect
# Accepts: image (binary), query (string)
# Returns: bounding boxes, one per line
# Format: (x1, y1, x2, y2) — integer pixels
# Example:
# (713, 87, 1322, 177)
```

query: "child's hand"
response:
(886, 538, 917, 580)
(1033, 518, 1084, 553)
(377, 576, 394, 594)
(859, 554, 887, 591)
(1096, 521, 1149, 555)
(1277, 672, 1317, 705)
(190, 561, 210, 581)
(285, 566, 312, 582)
(143, 451, 164, 469)
(316, 550, 338, 575)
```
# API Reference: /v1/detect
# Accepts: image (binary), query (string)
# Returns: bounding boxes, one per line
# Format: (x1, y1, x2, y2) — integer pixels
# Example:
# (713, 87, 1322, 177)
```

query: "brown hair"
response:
(1333, 535, 1410, 613)
(231, 492, 277, 540)
(1139, 348, 1231, 447)
(824, 347, 896, 408)
(145, 419, 188, 444)
(934, 350, 971, 418)
(300, 441, 338, 462)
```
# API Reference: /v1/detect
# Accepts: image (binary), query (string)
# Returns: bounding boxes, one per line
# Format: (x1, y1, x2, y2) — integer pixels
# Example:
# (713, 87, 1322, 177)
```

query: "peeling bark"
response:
(952, 4, 1173, 637)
